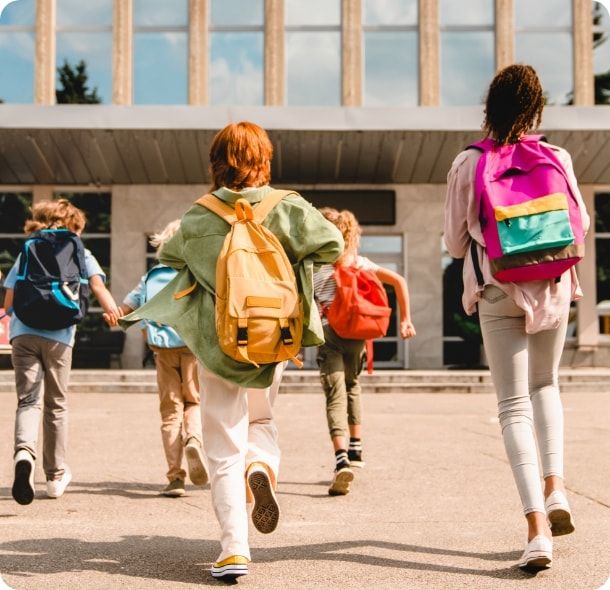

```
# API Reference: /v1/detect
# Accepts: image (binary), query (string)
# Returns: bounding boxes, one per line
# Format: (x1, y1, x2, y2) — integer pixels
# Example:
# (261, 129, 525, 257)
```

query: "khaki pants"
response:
(12, 335, 72, 480)
(154, 347, 202, 482)
(316, 325, 365, 438)
(198, 362, 284, 562)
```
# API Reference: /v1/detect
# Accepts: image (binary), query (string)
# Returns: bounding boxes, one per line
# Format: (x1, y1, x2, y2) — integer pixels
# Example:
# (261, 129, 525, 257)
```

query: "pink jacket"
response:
(444, 142, 590, 334)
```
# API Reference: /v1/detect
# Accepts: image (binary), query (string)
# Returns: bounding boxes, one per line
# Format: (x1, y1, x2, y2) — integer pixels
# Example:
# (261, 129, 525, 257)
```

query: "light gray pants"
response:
(11, 335, 72, 480)
(478, 286, 568, 515)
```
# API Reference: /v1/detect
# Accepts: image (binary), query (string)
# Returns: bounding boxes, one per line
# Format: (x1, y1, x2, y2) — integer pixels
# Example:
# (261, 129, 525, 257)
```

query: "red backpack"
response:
(324, 265, 392, 372)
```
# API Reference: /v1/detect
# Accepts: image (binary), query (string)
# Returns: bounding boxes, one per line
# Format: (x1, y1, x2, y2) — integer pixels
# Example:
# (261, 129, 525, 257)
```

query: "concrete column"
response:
(419, 0, 439, 106)
(35, 0, 55, 105)
(572, 0, 594, 105)
(495, 0, 514, 71)
(113, 0, 132, 105)
(189, 0, 208, 104)
(342, 0, 362, 106)
(577, 186, 599, 347)
(265, 0, 284, 105)
(32, 185, 54, 203)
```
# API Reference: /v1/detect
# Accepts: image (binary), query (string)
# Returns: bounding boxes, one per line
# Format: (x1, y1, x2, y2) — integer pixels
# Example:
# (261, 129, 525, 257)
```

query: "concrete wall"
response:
(111, 183, 446, 369)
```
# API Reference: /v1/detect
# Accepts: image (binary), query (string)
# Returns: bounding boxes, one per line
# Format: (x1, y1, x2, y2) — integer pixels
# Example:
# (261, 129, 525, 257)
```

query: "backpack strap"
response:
(196, 194, 237, 224)
(253, 190, 296, 222)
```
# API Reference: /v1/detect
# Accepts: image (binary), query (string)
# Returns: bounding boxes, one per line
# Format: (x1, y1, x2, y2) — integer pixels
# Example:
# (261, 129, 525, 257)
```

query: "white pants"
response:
(478, 286, 568, 516)
(198, 363, 284, 562)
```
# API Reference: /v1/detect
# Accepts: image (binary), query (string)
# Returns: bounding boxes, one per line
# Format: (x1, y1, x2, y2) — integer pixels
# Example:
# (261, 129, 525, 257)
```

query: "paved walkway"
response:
(0, 390, 608, 589)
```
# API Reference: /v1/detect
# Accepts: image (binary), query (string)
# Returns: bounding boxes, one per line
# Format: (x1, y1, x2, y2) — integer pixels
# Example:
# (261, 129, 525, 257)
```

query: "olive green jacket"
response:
(120, 186, 344, 388)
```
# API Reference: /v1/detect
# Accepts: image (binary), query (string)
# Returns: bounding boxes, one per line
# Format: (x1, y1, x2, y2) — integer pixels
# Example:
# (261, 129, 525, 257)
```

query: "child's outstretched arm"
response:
(374, 267, 416, 339)
(90, 275, 122, 326)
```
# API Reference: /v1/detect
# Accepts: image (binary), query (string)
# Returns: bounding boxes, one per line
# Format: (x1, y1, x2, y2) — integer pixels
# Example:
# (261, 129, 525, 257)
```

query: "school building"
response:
(1, 0, 610, 370)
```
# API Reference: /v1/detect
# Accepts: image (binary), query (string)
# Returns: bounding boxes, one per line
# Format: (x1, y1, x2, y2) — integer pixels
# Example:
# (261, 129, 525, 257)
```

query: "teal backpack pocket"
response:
(495, 193, 575, 256)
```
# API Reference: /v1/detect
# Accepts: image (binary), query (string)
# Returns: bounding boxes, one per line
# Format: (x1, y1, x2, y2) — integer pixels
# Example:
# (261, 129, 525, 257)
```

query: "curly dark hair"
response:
(483, 64, 545, 145)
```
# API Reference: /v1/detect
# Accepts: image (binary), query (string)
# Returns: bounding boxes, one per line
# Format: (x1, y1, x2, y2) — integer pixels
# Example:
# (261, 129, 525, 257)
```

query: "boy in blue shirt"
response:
(3, 199, 119, 505)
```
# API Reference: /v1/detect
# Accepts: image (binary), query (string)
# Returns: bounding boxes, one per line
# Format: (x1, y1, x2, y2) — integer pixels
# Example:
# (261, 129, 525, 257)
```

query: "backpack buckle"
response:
(237, 319, 248, 346)
(279, 320, 293, 345)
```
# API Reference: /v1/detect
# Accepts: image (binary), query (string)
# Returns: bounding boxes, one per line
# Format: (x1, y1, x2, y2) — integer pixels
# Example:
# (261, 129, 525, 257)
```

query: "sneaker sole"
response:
(185, 445, 208, 486)
(211, 564, 248, 579)
(328, 469, 354, 496)
(12, 460, 34, 506)
(519, 555, 552, 571)
(161, 489, 186, 498)
(548, 508, 575, 536)
(248, 471, 280, 534)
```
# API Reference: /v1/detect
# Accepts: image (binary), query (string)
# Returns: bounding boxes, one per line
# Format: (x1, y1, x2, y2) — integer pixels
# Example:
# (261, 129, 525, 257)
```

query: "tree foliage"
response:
(55, 60, 101, 104)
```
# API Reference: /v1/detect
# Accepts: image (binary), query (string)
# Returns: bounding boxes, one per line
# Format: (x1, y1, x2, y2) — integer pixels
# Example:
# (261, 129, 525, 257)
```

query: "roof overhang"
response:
(1, 105, 610, 185)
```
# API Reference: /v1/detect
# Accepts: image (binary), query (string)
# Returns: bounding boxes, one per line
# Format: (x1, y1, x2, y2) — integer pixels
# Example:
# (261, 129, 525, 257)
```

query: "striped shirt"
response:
(314, 256, 379, 324)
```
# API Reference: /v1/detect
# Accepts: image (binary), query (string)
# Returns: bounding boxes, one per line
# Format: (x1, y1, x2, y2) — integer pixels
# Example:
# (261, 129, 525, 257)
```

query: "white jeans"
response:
(478, 286, 568, 515)
(198, 363, 284, 562)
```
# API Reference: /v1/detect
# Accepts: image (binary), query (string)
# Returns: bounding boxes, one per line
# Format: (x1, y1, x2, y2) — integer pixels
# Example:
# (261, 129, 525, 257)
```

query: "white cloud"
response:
(364, 0, 417, 26)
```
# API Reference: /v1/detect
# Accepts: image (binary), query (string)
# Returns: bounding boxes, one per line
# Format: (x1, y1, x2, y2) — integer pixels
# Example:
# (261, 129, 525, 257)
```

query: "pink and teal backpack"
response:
(469, 135, 585, 283)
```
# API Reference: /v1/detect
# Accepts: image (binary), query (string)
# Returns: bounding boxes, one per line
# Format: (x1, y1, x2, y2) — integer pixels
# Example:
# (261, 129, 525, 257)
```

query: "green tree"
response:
(55, 60, 101, 104)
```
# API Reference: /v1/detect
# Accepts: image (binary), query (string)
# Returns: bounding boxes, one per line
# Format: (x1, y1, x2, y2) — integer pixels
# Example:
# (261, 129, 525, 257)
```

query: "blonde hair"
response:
(150, 219, 181, 258)
(24, 199, 86, 234)
(319, 207, 361, 263)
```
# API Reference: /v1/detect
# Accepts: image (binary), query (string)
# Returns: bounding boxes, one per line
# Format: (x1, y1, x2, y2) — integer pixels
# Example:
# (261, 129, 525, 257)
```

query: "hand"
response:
(103, 312, 119, 327)
(400, 319, 416, 339)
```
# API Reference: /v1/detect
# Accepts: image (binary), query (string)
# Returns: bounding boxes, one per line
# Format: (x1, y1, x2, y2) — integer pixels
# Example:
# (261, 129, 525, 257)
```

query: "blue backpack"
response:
(143, 265, 184, 348)
(13, 229, 89, 330)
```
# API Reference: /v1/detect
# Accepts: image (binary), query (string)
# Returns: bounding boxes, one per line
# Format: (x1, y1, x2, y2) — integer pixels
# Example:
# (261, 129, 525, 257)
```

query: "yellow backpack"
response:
(196, 190, 303, 368)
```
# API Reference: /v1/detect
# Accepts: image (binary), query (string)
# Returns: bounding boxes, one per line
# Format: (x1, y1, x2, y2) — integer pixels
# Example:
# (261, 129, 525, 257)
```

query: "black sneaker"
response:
(12, 449, 35, 505)
(348, 449, 365, 468)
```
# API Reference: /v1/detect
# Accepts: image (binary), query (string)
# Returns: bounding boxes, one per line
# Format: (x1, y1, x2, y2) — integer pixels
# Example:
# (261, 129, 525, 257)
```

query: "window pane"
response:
(134, 0, 188, 26)
(594, 2, 610, 104)
(0, 32, 34, 102)
(56, 33, 112, 103)
(515, 33, 572, 105)
(286, 32, 341, 105)
(360, 236, 402, 253)
(57, 0, 112, 26)
(441, 32, 494, 105)
(0, 0, 35, 25)
(515, 0, 571, 27)
(56, 192, 111, 234)
(364, 32, 418, 106)
(440, 0, 493, 26)
(134, 33, 188, 104)
(210, 0, 263, 26)
(0, 192, 32, 278)
(596, 193, 610, 233)
(596, 239, 610, 302)
(363, 0, 417, 26)
(210, 32, 263, 105)
(286, 0, 340, 26)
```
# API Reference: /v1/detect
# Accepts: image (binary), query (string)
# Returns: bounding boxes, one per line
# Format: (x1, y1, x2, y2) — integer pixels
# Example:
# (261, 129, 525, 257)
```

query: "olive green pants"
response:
(316, 325, 365, 438)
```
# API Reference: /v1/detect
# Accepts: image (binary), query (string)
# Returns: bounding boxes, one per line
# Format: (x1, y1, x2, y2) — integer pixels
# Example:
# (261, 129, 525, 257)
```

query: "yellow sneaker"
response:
(211, 555, 249, 579)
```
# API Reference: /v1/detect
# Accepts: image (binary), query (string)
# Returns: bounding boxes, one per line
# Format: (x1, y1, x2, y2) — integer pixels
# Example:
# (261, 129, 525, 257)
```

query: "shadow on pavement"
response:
(0, 535, 531, 586)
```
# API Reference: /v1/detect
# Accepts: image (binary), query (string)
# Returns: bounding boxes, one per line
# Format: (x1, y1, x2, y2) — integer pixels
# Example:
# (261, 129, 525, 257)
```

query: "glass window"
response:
(0, 193, 32, 279)
(441, 32, 494, 105)
(595, 193, 610, 334)
(515, 0, 572, 106)
(363, 0, 418, 107)
(286, 0, 340, 26)
(440, 0, 493, 26)
(363, 0, 417, 26)
(286, 31, 341, 105)
(594, 1, 610, 105)
(211, 0, 263, 26)
(210, 32, 264, 105)
(57, 0, 112, 26)
(134, 0, 188, 26)
(134, 33, 188, 104)
(0, 0, 35, 103)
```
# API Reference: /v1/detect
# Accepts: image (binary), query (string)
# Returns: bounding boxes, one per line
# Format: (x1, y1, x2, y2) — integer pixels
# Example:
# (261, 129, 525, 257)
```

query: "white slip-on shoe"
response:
(12, 449, 35, 506)
(518, 535, 552, 571)
(545, 490, 575, 536)
(46, 467, 72, 499)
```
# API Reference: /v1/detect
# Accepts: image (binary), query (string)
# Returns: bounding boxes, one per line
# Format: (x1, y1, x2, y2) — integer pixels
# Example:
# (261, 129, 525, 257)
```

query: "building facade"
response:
(1, 0, 610, 369)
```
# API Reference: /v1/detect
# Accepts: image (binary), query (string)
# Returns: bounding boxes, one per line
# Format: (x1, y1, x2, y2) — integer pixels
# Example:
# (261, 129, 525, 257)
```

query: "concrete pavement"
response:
(0, 390, 608, 589)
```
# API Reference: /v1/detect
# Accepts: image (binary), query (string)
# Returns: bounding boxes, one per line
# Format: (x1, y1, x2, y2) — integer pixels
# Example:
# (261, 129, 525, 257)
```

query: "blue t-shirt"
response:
(3, 249, 106, 347)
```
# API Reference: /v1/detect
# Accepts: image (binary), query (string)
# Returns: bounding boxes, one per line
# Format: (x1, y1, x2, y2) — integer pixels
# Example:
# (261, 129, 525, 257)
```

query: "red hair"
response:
(209, 122, 273, 190)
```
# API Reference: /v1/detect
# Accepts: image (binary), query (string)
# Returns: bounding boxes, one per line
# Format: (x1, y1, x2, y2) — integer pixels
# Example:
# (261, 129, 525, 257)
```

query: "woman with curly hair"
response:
(444, 65, 590, 571)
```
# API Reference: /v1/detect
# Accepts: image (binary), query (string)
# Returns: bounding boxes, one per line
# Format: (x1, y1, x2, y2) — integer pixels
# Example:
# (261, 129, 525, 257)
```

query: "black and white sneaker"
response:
(348, 438, 365, 468)
(328, 449, 354, 496)
(12, 449, 35, 505)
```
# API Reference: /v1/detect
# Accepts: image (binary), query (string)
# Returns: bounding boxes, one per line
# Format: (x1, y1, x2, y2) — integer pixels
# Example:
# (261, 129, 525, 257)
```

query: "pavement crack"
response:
(566, 487, 610, 509)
